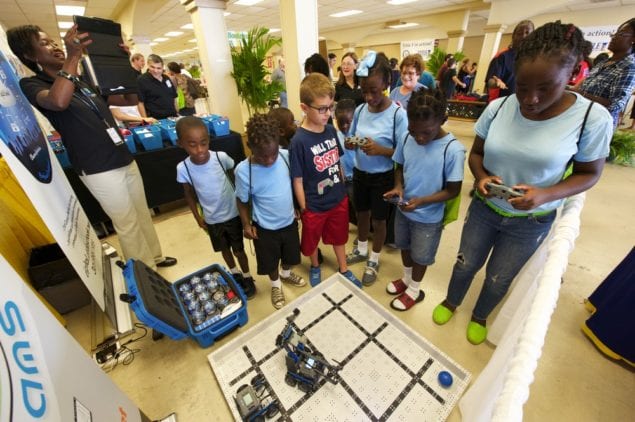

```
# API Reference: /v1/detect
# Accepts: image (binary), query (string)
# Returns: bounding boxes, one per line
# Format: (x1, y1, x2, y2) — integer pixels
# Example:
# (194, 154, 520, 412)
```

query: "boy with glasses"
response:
(289, 73, 361, 288)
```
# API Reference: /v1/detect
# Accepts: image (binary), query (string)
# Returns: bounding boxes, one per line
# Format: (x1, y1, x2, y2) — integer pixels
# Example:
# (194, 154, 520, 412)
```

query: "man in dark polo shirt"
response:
(137, 54, 178, 119)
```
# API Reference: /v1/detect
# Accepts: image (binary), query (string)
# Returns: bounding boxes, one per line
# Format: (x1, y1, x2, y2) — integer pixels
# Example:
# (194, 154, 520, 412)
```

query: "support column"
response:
(446, 30, 466, 54)
(181, 0, 244, 131)
(473, 24, 507, 94)
(279, 0, 319, 119)
(130, 35, 153, 58)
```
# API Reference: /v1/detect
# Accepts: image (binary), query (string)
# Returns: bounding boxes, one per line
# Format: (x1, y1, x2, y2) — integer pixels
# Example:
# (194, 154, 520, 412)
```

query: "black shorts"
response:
(353, 168, 394, 221)
(206, 216, 245, 253)
(253, 220, 301, 275)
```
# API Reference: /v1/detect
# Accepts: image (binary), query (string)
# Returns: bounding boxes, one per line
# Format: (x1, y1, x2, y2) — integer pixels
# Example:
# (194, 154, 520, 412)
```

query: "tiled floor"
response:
(65, 120, 635, 421)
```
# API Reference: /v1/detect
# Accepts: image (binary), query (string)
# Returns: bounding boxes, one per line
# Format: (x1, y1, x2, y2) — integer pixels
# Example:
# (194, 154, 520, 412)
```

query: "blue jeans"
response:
(446, 198, 556, 320)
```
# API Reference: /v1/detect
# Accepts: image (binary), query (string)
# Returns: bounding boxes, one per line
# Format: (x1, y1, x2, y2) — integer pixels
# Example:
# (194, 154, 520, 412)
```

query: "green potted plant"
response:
(230, 27, 283, 117)
(425, 47, 465, 79)
(609, 130, 635, 165)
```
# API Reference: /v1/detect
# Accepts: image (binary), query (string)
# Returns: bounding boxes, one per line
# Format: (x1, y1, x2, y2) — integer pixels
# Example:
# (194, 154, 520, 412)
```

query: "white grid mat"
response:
(208, 274, 471, 421)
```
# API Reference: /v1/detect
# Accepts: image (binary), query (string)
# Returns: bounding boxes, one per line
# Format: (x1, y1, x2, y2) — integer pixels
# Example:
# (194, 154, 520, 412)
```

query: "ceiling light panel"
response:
(234, 0, 264, 5)
(55, 5, 86, 16)
(330, 10, 363, 18)
(181, 23, 194, 30)
(58, 21, 74, 29)
(387, 0, 418, 5)
(165, 31, 184, 37)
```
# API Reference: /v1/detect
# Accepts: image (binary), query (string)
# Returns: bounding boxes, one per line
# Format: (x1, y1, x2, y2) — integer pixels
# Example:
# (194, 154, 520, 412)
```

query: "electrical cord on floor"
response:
(99, 323, 149, 372)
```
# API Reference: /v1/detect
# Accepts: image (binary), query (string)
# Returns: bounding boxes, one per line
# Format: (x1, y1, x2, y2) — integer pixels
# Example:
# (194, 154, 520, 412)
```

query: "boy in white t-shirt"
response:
(175, 117, 256, 298)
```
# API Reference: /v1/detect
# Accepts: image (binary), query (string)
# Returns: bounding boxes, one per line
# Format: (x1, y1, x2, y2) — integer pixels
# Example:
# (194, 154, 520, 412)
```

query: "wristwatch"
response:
(56, 70, 78, 83)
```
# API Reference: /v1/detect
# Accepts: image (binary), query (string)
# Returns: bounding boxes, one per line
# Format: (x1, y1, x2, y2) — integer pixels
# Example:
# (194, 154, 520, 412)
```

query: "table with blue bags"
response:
(50, 116, 244, 230)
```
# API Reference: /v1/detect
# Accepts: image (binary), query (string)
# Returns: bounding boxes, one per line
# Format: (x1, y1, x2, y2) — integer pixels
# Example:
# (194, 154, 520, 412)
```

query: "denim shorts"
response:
(394, 210, 443, 265)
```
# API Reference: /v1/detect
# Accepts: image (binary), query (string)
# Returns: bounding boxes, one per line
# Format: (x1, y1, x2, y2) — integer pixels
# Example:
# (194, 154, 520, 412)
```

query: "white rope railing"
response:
(460, 193, 586, 422)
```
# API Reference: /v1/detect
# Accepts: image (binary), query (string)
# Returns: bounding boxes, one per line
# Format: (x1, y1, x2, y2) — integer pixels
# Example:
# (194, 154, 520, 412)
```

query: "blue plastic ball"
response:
(438, 371, 453, 388)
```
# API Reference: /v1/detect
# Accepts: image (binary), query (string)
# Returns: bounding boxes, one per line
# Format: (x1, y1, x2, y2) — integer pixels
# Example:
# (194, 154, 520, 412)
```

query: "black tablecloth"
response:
(65, 131, 245, 226)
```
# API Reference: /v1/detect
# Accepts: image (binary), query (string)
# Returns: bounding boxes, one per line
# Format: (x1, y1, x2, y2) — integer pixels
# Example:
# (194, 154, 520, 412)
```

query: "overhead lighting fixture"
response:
(330, 10, 362, 18)
(165, 31, 184, 37)
(56, 5, 86, 16)
(386, 21, 419, 29)
(235, 0, 264, 5)
(58, 21, 74, 29)
(224, 12, 231, 16)
(268, 28, 280, 33)
(181, 23, 193, 30)
(153, 37, 168, 42)
(60, 31, 66, 37)
(387, 0, 418, 5)
(149, 42, 158, 46)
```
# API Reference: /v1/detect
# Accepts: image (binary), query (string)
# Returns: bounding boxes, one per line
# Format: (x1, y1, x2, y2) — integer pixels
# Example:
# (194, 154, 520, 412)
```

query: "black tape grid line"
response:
(241, 345, 292, 422)
(322, 292, 446, 407)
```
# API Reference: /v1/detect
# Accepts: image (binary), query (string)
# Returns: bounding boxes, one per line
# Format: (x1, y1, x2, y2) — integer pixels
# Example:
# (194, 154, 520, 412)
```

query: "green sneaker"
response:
(467, 321, 488, 345)
(432, 304, 454, 325)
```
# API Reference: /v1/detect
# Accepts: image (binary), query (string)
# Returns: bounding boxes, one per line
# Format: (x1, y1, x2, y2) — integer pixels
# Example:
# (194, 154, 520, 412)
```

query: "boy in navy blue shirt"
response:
(235, 114, 306, 310)
(290, 73, 361, 288)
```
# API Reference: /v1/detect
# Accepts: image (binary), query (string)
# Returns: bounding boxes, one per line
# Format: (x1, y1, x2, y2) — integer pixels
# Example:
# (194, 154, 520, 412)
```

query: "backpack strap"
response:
(182, 159, 198, 198)
(215, 150, 235, 190)
(442, 139, 457, 187)
(565, 101, 594, 172)
(491, 95, 510, 121)
(351, 103, 366, 137)
(392, 106, 401, 148)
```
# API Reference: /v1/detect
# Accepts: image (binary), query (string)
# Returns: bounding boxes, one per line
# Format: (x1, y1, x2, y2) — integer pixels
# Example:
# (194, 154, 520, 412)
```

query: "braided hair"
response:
(515, 21, 585, 72)
(6, 25, 42, 73)
(246, 113, 279, 150)
(407, 88, 447, 123)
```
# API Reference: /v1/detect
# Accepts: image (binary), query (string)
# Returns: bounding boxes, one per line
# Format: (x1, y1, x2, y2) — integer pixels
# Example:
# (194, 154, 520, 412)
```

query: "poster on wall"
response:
(0, 254, 143, 421)
(400, 39, 437, 60)
(0, 45, 105, 310)
(579, 25, 618, 56)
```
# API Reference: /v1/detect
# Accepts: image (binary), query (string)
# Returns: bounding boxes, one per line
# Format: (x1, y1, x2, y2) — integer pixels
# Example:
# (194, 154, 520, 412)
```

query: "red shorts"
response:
(300, 197, 349, 256)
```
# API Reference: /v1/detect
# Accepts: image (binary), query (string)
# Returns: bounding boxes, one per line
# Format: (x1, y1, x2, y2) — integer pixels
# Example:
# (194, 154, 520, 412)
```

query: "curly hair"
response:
(246, 113, 279, 149)
(335, 98, 356, 118)
(407, 88, 447, 123)
(6, 25, 42, 73)
(400, 55, 423, 74)
(304, 53, 330, 78)
(515, 21, 585, 71)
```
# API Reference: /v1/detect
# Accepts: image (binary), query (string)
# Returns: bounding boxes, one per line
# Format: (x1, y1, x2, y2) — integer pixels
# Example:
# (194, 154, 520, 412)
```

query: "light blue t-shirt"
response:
(352, 102, 408, 173)
(176, 152, 237, 224)
(337, 130, 355, 180)
(234, 149, 295, 230)
(393, 133, 466, 223)
(475, 93, 612, 215)
(389, 83, 425, 110)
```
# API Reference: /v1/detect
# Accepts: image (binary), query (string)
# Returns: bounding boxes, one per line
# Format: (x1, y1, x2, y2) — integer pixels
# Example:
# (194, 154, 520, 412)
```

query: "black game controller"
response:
(383, 196, 407, 206)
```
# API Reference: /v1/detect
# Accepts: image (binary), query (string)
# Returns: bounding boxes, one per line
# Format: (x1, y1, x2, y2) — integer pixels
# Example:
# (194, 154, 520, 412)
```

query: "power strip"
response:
(93, 340, 121, 365)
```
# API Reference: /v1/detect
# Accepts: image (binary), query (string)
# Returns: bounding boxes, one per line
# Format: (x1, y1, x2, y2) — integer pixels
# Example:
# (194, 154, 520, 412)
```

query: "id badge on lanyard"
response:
(75, 84, 123, 146)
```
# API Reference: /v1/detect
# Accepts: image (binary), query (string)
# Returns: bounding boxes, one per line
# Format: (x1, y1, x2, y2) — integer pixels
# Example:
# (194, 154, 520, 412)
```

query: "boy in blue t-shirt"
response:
(175, 117, 255, 298)
(384, 89, 466, 311)
(234, 114, 306, 310)
(290, 73, 361, 288)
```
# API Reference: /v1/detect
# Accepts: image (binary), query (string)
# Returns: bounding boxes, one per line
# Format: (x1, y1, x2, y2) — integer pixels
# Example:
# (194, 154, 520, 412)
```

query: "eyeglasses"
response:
(307, 104, 334, 114)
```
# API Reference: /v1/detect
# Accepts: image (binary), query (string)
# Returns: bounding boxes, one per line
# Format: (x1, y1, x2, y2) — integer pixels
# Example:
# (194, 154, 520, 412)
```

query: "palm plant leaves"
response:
(230, 27, 283, 116)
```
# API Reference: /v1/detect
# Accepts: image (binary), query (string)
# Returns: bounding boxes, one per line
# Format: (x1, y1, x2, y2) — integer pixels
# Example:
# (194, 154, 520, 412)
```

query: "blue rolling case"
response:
(122, 259, 248, 347)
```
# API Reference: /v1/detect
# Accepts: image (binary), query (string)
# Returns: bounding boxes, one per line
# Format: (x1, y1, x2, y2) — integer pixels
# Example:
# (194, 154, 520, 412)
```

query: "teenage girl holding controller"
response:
(432, 21, 613, 345)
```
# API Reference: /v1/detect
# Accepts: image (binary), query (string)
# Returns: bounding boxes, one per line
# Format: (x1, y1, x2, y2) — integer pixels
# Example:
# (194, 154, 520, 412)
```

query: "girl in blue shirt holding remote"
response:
(433, 21, 613, 345)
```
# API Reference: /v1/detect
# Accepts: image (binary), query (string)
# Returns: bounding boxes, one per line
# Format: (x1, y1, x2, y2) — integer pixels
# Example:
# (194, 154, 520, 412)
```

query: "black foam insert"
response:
(133, 260, 188, 333)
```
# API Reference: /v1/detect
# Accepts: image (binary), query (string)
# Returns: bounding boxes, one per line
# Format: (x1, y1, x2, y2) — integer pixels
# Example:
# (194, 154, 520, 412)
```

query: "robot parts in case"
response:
(345, 136, 368, 147)
(276, 308, 342, 393)
(234, 375, 279, 422)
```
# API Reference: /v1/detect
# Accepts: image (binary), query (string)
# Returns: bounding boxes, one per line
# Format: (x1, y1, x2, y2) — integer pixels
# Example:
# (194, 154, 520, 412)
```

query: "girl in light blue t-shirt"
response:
(433, 22, 613, 345)
(384, 88, 466, 311)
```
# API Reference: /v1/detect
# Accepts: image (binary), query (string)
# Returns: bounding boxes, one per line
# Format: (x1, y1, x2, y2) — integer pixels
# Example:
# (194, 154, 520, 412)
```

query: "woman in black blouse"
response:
(334, 52, 363, 106)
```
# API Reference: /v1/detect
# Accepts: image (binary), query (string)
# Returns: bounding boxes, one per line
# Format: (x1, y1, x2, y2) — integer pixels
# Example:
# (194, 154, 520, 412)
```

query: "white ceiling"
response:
(1, 0, 632, 61)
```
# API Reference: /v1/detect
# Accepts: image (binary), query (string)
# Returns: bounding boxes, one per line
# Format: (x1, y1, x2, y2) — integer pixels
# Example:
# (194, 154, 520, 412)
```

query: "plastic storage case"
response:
(131, 125, 163, 151)
(122, 259, 248, 347)
(202, 115, 230, 137)
(124, 133, 136, 153)
(158, 119, 178, 145)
